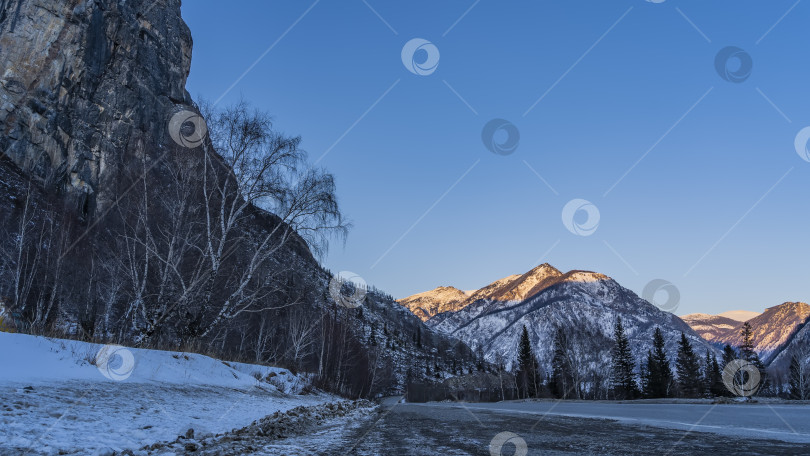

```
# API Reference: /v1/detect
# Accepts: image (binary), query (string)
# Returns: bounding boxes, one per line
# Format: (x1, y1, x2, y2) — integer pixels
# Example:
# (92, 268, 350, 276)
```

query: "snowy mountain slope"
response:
(0, 332, 329, 455)
(682, 302, 810, 364)
(415, 267, 716, 372)
(680, 313, 741, 342)
(770, 315, 810, 370)
(718, 310, 761, 322)
(398, 286, 470, 321)
(398, 264, 563, 322)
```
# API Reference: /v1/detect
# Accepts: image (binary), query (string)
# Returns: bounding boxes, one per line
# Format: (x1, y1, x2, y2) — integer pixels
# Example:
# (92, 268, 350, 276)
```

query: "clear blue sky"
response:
(182, 0, 809, 315)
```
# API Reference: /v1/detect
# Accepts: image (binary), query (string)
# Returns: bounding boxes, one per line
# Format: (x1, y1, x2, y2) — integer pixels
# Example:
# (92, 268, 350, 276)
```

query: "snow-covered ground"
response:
(0, 332, 333, 455)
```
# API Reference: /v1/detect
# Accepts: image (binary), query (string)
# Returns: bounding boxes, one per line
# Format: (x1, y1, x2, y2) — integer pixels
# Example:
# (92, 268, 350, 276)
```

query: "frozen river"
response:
(416, 399, 810, 444)
(255, 398, 810, 455)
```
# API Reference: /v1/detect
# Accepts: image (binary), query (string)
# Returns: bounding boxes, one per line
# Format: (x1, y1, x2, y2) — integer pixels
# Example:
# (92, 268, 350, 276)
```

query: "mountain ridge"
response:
(682, 302, 810, 365)
(401, 264, 717, 374)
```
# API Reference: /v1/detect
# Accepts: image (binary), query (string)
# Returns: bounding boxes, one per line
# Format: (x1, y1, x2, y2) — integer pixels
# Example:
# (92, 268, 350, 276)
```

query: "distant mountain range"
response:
(681, 302, 810, 364)
(399, 264, 716, 372)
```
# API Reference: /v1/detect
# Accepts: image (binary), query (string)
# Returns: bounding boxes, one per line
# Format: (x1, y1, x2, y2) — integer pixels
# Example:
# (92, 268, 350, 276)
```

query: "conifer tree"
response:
(788, 353, 810, 400)
(710, 354, 725, 396)
(703, 349, 713, 396)
(675, 333, 702, 397)
(739, 322, 768, 394)
(721, 344, 737, 368)
(640, 350, 653, 396)
(702, 350, 724, 397)
(642, 327, 673, 398)
(550, 326, 574, 399)
(516, 325, 541, 398)
(610, 317, 637, 399)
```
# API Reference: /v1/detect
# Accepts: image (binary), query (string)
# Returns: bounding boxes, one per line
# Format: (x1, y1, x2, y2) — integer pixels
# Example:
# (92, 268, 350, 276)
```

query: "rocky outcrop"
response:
(0, 0, 193, 215)
(0, 0, 482, 395)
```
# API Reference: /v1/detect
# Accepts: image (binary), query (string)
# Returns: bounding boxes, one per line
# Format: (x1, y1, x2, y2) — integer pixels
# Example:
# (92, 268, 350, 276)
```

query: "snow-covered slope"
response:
(415, 266, 716, 372)
(682, 302, 810, 364)
(680, 313, 742, 342)
(398, 286, 470, 321)
(770, 314, 810, 369)
(718, 310, 761, 322)
(0, 332, 329, 455)
(399, 264, 563, 322)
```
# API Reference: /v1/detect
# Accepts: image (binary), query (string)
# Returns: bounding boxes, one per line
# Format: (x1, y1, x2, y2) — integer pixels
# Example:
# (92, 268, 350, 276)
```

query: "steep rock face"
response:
(410, 266, 715, 372)
(683, 302, 810, 364)
(0, 0, 480, 393)
(0, 0, 193, 214)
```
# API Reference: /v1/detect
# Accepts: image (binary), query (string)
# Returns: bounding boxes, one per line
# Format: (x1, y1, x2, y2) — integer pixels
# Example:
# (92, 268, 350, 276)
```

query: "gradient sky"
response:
(181, 0, 810, 316)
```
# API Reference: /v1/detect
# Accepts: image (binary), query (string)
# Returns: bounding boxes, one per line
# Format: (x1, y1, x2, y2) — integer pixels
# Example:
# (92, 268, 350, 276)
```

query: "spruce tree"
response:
(703, 350, 724, 397)
(516, 325, 540, 398)
(703, 350, 713, 397)
(739, 322, 768, 394)
(721, 344, 737, 368)
(641, 350, 654, 397)
(610, 317, 638, 399)
(788, 353, 809, 400)
(642, 327, 673, 398)
(550, 327, 573, 399)
(739, 322, 756, 360)
(675, 333, 702, 397)
(711, 354, 724, 396)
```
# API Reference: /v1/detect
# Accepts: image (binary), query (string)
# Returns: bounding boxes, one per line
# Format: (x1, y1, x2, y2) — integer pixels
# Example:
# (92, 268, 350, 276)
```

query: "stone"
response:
(0, 0, 194, 216)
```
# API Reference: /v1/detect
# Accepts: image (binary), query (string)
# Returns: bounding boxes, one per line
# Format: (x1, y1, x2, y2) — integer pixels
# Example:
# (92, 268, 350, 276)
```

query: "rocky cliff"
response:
(1, 0, 193, 215)
(0, 0, 479, 396)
